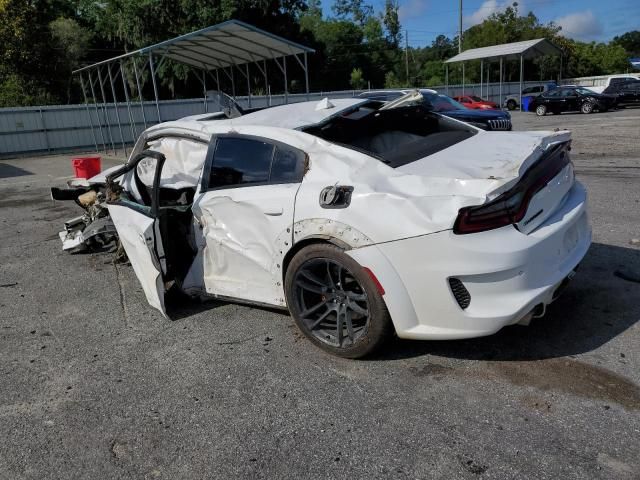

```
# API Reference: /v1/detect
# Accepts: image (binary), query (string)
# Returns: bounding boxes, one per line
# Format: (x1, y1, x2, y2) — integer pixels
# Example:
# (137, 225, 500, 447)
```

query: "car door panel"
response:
(186, 135, 305, 307)
(192, 184, 298, 306)
(109, 204, 167, 314)
(106, 150, 168, 316)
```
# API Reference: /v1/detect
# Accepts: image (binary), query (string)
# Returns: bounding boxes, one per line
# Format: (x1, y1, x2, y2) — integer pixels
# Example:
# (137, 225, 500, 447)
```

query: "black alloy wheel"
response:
(285, 244, 393, 358)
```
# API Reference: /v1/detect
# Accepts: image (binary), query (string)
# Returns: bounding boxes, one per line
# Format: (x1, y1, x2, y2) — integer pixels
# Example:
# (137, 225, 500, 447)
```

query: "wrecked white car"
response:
(103, 97, 591, 358)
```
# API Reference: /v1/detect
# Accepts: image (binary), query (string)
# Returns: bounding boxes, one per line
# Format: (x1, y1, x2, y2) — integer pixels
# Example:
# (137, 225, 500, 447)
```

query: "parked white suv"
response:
(503, 84, 553, 110)
(585, 75, 640, 94)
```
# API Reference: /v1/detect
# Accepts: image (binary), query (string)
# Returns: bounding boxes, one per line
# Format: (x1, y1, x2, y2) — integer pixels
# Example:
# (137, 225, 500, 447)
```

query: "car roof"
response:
(359, 88, 438, 96)
(166, 98, 370, 132)
(226, 98, 368, 129)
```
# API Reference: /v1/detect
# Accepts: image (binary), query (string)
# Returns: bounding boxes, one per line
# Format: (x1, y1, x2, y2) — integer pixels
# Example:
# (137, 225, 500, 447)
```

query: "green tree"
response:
(49, 18, 92, 102)
(0, 0, 75, 106)
(384, 71, 404, 88)
(383, 0, 401, 47)
(350, 67, 366, 89)
(612, 30, 640, 57)
(332, 0, 373, 26)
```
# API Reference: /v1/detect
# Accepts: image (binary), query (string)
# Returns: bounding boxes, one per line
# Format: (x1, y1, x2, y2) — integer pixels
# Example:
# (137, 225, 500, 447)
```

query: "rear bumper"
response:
(347, 181, 591, 340)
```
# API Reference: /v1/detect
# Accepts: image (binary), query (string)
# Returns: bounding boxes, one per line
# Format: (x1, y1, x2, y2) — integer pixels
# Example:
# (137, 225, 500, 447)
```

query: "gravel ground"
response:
(0, 108, 639, 479)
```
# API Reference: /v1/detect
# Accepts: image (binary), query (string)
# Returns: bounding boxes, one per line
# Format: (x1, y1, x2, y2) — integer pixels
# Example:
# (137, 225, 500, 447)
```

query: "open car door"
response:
(106, 150, 168, 316)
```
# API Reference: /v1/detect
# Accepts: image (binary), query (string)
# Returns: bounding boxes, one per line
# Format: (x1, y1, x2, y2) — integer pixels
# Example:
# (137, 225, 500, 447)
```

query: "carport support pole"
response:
(230, 67, 236, 100)
(462, 63, 465, 95)
(499, 57, 503, 111)
(445, 64, 449, 95)
(88, 71, 108, 153)
(79, 72, 99, 153)
(519, 54, 524, 111)
(97, 66, 116, 153)
(246, 64, 252, 108)
(149, 53, 162, 123)
(487, 63, 490, 101)
(284, 57, 288, 104)
(480, 60, 483, 97)
(263, 60, 269, 106)
(107, 63, 127, 156)
(304, 52, 310, 100)
(119, 60, 138, 141)
(131, 58, 148, 130)
(202, 70, 208, 113)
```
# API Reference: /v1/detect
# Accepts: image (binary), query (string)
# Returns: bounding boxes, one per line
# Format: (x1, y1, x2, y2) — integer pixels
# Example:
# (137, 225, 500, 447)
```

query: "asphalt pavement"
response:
(0, 108, 638, 479)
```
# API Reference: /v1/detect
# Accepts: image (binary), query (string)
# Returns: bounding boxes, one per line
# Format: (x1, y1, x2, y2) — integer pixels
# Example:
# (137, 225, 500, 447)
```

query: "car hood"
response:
(440, 109, 510, 120)
(397, 130, 571, 186)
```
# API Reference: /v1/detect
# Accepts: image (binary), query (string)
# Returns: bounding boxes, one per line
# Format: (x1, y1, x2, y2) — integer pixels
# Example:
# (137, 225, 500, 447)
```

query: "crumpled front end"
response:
(51, 180, 118, 253)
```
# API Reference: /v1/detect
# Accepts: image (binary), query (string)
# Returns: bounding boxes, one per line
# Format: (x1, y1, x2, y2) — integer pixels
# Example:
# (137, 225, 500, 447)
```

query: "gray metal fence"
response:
(0, 73, 623, 158)
(0, 91, 360, 158)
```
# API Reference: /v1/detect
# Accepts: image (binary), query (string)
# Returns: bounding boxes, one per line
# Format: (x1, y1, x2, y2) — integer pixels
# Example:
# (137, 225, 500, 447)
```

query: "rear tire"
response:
(507, 99, 517, 111)
(581, 102, 594, 114)
(535, 105, 547, 116)
(285, 243, 393, 359)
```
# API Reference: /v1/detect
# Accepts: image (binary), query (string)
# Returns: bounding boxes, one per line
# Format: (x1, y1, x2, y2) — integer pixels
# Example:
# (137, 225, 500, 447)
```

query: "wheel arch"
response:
(282, 236, 351, 283)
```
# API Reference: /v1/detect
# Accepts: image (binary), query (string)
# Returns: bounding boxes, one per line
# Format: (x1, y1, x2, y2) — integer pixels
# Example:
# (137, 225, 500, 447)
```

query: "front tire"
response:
(506, 99, 517, 111)
(581, 102, 594, 114)
(535, 105, 547, 116)
(285, 243, 393, 358)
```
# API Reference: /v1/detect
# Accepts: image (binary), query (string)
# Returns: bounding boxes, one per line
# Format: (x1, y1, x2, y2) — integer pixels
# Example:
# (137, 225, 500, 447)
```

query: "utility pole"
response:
(405, 29, 409, 85)
(458, 0, 463, 53)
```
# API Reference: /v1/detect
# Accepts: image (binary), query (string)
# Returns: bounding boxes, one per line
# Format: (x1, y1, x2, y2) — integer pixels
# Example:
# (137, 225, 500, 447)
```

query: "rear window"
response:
(610, 77, 634, 85)
(302, 104, 476, 168)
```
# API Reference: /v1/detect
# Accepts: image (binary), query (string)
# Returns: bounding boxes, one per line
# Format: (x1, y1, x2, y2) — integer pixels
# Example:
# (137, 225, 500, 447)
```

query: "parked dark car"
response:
(358, 89, 512, 131)
(603, 79, 640, 107)
(529, 86, 617, 116)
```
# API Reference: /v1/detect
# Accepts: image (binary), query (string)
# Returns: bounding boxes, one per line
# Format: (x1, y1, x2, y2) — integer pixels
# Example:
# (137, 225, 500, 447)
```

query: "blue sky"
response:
(321, 0, 640, 47)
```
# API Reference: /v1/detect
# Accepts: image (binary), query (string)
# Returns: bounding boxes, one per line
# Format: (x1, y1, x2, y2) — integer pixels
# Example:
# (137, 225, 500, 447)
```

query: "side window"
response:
(206, 136, 306, 189)
(271, 146, 305, 184)
(209, 137, 274, 188)
(460, 97, 470, 103)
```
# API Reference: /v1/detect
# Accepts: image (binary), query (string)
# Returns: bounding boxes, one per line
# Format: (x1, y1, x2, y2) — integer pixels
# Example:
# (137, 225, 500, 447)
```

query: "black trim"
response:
(106, 149, 167, 218)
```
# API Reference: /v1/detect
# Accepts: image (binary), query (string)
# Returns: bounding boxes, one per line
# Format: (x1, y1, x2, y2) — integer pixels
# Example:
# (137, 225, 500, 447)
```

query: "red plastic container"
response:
(72, 156, 101, 179)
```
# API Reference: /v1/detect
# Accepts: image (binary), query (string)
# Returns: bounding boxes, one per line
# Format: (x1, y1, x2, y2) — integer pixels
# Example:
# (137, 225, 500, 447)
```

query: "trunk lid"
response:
(397, 130, 570, 182)
(398, 130, 574, 234)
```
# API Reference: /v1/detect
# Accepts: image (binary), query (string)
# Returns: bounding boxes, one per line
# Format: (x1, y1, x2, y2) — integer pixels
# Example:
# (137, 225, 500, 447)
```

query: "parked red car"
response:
(453, 95, 498, 110)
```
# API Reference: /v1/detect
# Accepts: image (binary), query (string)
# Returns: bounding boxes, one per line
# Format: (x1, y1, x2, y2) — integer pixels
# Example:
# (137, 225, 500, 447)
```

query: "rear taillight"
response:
(453, 142, 571, 234)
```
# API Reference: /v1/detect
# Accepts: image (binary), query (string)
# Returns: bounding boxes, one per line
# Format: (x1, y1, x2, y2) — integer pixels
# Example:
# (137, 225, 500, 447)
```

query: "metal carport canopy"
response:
(74, 19, 315, 72)
(71, 20, 315, 157)
(443, 38, 562, 110)
(444, 38, 562, 63)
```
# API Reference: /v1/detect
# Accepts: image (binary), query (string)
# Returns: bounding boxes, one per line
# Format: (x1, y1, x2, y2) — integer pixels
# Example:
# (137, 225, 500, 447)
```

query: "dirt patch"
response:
(410, 358, 640, 410)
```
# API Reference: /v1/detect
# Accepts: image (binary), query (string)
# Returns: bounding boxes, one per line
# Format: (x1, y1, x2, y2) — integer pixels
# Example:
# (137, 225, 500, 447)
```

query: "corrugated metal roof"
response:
(74, 20, 315, 73)
(445, 38, 561, 63)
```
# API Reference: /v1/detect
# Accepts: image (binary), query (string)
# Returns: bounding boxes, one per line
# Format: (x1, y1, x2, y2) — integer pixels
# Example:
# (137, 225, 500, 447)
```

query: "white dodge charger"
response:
(105, 96, 591, 358)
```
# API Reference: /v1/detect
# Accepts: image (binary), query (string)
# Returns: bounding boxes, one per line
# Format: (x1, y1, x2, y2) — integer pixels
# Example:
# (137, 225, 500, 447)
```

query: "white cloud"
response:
(399, 0, 429, 22)
(463, 0, 522, 28)
(555, 10, 603, 41)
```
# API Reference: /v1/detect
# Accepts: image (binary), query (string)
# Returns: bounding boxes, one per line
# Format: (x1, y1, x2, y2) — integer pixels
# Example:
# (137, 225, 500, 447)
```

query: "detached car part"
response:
(51, 166, 122, 253)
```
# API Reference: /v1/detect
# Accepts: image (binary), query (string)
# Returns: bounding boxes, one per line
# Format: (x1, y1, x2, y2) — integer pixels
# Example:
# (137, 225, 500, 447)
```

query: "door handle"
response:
(263, 208, 283, 216)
